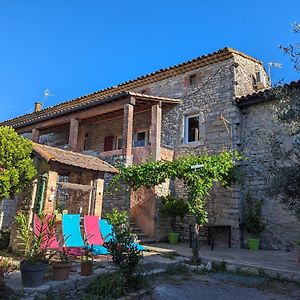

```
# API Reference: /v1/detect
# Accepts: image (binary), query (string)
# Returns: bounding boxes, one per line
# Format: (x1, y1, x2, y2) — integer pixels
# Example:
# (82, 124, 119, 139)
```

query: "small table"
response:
(205, 224, 231, 251)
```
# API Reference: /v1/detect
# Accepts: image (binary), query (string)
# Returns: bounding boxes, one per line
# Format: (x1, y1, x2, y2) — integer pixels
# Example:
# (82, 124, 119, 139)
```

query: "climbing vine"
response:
(110, 151, 241, 224)
(109, 151, 241, 261)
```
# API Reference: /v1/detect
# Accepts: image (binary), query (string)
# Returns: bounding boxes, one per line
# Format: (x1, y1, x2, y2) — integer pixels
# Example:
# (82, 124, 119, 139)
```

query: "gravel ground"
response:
(149, 273, 298, 300)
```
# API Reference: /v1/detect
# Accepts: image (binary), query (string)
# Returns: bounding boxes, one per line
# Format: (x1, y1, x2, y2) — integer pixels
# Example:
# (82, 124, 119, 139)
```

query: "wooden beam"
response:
(16, 99, 127, 133)
(57, 181, 95, 191)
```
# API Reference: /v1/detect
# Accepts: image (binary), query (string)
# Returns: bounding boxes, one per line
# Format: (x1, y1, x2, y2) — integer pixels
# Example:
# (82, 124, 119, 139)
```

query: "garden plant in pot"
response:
(52, 247, 72, 281)
(15, 212, 56, 287)
(160, 194, 189, 244)
(244, 192, 265, 250)
(80, 245, 93, 276)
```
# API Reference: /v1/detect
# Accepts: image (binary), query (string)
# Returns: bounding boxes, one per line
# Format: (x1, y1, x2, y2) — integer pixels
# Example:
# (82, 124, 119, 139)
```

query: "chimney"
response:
(34, 102, 42, 112)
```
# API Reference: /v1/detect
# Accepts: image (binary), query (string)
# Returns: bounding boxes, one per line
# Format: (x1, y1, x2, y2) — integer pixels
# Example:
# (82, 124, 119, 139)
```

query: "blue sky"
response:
(0, 0, 299, 122)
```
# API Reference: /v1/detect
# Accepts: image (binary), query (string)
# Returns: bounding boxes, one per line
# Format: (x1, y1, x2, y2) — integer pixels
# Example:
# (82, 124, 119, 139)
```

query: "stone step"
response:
(130, 221, 157, 244)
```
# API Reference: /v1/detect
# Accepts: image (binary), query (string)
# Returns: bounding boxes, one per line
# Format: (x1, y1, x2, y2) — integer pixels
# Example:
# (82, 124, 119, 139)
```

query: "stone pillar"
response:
(94, 178, 104, 217)
(150, 103, 162, 161)
(69, 118, 79, 151)
(32, 128, 40, 143)
(44, 171, 58, 214)
(123, 101, 134, 165)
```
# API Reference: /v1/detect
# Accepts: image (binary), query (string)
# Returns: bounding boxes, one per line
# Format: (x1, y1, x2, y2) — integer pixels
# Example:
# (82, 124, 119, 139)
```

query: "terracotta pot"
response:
(52, 262, 72, 281)
(80, 261, 93, 276)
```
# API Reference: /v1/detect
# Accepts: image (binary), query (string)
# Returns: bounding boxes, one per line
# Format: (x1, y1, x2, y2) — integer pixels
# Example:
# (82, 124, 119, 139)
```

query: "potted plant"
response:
(80, 245, 93, 276)
(15, 212, 55, 287)
(244, 192, 265, 250)
(160, 194, 189, 244)
(52, 247, 72, 281)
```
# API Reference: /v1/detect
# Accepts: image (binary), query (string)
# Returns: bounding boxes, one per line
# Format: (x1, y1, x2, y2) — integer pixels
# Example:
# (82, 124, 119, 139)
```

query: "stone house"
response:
(1, 47, 299, 249)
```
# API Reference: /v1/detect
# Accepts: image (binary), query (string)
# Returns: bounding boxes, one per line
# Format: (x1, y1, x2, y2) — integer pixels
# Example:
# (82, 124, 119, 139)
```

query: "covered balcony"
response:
(18, 91, 180, 165)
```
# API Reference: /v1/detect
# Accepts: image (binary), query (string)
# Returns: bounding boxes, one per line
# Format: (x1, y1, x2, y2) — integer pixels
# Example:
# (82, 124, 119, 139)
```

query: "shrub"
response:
(104, 209, 142, 285)
(0, 126, 36, 200)
(15, 212, 56, 264)
(244, 191, 265, 237)
(160, 194, 189, 232)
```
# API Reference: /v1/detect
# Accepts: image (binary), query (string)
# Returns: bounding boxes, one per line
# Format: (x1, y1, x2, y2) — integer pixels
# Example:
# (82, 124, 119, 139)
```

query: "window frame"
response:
(183, 113, 201, 144)
(133, 130, 150, 147)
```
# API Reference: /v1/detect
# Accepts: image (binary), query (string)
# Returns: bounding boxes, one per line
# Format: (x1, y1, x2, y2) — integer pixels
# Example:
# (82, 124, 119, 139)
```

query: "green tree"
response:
(267, 22, 300, 219)
(0, 126, 36, 200)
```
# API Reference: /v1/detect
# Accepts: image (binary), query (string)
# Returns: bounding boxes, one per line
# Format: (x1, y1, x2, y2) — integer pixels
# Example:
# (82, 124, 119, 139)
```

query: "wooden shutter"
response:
(103, 135, 114, 151)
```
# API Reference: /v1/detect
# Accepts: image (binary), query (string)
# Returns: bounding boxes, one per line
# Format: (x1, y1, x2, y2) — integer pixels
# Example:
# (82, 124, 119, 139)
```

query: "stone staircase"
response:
(130, 221, 157, 244)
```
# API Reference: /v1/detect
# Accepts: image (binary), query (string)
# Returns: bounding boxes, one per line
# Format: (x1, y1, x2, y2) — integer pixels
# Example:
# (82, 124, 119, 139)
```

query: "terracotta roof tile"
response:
(1, 47, 262, 128)
(236, 79, 300, 107)
(33, 143, 118, 173)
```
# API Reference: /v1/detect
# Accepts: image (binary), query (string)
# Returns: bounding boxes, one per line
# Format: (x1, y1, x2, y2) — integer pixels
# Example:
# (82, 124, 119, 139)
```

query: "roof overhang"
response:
(1, 91, 181, 130)
(33, 143, 119, 174)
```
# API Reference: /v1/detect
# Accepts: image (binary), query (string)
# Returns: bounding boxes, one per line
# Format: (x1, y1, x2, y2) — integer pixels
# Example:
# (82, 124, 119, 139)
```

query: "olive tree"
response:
(266, 22, 300, 219)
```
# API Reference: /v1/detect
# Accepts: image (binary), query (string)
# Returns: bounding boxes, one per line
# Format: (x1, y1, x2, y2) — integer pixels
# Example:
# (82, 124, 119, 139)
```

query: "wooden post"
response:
(32, 128, 40, 143)
(69, 118, 79, 151)
(94, 177, 104, 217)
(123, 99, 135, 165)
(44, 171, 58, 214)
(150, 103, 162, 161)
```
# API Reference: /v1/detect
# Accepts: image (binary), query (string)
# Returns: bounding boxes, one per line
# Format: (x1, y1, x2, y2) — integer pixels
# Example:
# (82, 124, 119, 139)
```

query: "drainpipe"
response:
(38, 174, 48, 214)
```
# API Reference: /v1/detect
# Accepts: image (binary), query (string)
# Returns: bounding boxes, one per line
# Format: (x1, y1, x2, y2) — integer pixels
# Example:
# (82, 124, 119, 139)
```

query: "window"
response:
(134, 131, 149, 147)
(103, 135, 114, 151)
(189, 74, 197, 86)
(115, 136, 123, 150)
(184, 114, 200, 143)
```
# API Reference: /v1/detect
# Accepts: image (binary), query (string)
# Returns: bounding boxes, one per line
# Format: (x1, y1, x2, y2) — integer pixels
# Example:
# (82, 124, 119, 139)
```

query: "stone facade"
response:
(0, 197, 18, 229)
(239, 100, 300, 249)
(5, 49, 297, 250)
(125, 54, 267, 247)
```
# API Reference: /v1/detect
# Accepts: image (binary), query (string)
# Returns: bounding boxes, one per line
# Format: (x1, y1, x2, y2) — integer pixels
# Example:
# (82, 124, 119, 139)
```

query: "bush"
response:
(160, 194, 189, 232)
(244, 191, 265, 237)
(84, 272, 146, 299)
(0, 229, 10, 250)
(0, 126, 36, 200)
(104, 209, 142, 285)
(105, 208, 128, 228)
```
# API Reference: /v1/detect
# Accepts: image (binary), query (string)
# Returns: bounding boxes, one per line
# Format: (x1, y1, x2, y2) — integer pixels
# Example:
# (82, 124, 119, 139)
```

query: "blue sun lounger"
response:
(99, 219, 146, 251)
(62, 214, 109, 255)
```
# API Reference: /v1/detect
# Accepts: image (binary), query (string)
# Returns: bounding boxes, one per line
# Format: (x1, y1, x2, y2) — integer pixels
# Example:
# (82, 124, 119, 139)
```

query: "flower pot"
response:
(80, 261, 93, 276)
(247, 238, 260, 250)
(297, 251, 300, 263)
(20, 261, 48, 287)
(168, 232, 180, 244)
(52, 262, 72, 281)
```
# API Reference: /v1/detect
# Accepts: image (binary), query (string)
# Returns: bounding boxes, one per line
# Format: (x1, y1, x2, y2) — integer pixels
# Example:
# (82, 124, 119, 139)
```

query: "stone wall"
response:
(88, 110, 151, 153)
(239, 100, 300, 249)
(39, 129, 69, 148)
(0, 197, 18, 230)
(128, 53, 266, 247)
(100, 154, 131, 216)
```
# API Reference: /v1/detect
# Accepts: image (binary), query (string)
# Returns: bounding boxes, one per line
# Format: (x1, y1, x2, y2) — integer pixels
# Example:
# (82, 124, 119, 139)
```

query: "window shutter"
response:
(103, 135, 114, 151)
